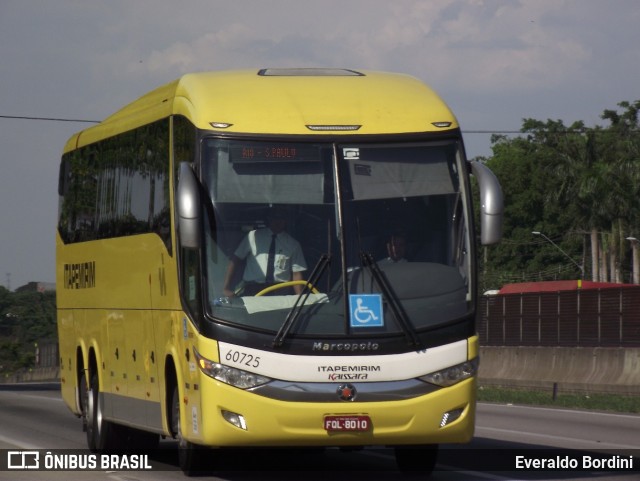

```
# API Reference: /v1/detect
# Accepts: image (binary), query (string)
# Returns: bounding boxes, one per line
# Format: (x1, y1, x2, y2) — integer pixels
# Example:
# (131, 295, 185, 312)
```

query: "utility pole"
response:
(627, 237, 639, 284)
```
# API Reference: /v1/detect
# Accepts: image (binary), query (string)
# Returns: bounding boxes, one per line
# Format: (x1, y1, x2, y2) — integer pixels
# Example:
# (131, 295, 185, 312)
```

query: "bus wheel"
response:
(79, 370, 89, 437)
(86, 371, 121, 451)
(394, 444, 438, 476)
(171, 385, 205, 475)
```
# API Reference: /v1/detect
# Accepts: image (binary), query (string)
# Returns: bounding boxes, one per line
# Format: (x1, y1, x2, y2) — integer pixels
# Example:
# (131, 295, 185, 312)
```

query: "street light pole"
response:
(532, 231, 585, 278)
(626, 237, 639, 284)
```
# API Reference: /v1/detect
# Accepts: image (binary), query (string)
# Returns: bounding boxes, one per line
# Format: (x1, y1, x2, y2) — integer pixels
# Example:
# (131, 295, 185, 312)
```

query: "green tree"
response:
(481, 135, 544, 287)
(532, 120, 606, 281)
(599, 101, 640, 281)
(0, 289, 56, 374)
(480, 122, 585, 289)
(480, 101, 640, 289)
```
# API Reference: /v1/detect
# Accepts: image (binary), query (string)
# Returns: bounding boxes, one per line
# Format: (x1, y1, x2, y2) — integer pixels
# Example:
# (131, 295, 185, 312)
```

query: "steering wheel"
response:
(255, 280, 319, 297)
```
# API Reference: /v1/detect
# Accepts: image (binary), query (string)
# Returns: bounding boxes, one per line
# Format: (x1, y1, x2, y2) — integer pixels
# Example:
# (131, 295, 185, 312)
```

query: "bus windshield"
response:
(201, 138, 472, 338)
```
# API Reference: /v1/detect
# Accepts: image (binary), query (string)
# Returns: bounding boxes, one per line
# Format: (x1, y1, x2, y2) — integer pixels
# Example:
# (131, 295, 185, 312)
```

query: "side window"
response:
(172, 115, 196, 192)
(57, 119, 172, 252)
(173, 116, 200, 322)
(147, 120, 172, 252)
(58, 149, 99, 243)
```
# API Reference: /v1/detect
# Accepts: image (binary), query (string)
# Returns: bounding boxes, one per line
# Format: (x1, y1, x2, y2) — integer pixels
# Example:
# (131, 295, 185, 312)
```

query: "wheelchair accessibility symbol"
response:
(349, 294, 384, 327)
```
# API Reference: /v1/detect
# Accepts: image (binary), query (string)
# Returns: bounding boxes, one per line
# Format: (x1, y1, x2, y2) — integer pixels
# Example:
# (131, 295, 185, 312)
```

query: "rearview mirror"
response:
(177, 162, 202, 249)
(470, 161, 503, 245)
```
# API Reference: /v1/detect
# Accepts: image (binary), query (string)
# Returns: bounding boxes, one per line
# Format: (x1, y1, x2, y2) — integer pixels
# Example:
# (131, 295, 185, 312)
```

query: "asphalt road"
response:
(0, 384, 638, 480)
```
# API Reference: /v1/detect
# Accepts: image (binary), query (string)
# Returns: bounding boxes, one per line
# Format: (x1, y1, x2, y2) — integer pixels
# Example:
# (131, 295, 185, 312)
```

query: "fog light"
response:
(440, 408, 463, 428)
(222, 410, 247, 430)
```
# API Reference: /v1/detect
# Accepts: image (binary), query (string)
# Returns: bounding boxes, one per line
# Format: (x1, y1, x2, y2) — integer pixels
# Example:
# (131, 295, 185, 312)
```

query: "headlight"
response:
(193, 348, 271, 389)
(419, 357, 479, 387)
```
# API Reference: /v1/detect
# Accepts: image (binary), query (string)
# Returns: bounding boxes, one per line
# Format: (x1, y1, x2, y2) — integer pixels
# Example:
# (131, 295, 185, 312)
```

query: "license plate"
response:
(324, 415, 371, 432)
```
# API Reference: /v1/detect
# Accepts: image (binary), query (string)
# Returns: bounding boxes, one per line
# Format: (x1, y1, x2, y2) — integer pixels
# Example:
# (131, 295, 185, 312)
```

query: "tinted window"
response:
(58, 118, 172, 251)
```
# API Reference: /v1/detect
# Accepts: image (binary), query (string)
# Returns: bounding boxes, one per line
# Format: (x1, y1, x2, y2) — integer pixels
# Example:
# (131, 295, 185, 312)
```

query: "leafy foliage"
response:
(479, 100, 640, 291)
(0, 286, 56, 374)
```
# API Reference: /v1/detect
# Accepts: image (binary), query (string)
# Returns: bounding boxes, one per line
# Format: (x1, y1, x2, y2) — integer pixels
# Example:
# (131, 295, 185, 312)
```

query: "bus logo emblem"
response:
(349, 294, 383, 327)
(337, 383, 357, 401)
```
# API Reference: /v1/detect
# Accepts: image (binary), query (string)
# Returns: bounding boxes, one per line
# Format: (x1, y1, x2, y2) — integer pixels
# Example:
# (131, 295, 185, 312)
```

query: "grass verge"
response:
(477, 386, 640, 413)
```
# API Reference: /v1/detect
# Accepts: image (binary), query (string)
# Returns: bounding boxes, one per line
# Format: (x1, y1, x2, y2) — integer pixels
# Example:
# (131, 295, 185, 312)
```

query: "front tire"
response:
(395, 444, 438, 476)
(171, 384, 206, 475)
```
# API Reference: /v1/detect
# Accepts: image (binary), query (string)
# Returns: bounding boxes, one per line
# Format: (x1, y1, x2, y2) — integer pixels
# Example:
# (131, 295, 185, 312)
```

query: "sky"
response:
(1, 0, 639, 290)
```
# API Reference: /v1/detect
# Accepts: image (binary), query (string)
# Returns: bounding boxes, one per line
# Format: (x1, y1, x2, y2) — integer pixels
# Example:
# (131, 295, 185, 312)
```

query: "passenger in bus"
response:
(222, 207, 307, 296)
(378, 231, 407, 265)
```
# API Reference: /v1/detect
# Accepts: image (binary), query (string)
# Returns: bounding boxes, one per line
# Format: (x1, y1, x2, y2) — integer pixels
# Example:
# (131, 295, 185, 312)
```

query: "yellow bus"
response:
(56, 68, 503, 475)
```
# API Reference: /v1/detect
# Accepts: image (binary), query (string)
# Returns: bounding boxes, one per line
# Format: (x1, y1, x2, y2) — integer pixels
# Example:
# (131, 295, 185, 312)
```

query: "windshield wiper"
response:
(360, 252, 421, 348)
(272, 254, 331, 348)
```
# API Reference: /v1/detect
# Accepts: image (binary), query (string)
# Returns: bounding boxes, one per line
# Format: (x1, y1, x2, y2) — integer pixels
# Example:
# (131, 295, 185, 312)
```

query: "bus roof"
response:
(64, 69, 459, 152)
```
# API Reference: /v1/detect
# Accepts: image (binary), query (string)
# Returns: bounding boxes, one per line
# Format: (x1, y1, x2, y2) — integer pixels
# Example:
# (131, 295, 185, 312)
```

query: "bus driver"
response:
(379, 231, 408, 264)
(222, 207, 307, 297)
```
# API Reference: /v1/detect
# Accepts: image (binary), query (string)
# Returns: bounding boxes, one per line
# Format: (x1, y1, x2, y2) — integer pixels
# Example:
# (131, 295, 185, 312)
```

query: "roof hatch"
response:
(258, 68, 365, 77)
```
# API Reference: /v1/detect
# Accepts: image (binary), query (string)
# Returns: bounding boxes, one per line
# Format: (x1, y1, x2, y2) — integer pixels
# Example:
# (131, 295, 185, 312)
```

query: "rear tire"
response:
(86, 370, 121, 451)
(395, 444, 438, 477)
(79, 370, 89, 437)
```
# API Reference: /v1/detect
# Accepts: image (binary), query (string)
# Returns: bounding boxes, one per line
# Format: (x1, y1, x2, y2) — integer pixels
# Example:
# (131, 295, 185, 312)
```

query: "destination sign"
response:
(230, 142, 320, 162)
